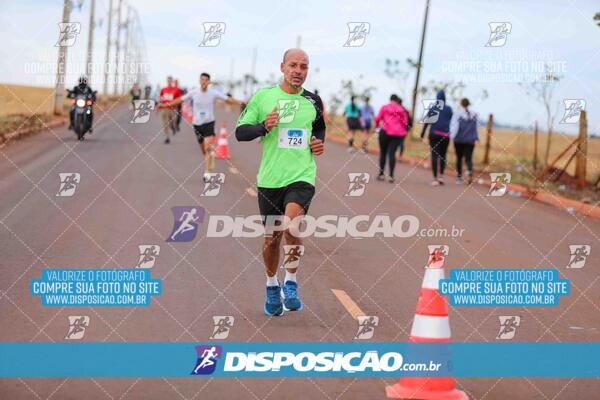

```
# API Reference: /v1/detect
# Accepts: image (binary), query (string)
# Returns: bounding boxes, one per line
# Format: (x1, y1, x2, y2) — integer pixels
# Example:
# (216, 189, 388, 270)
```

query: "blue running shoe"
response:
(264, 285, 284, 316)
(281, 281, 303, 311)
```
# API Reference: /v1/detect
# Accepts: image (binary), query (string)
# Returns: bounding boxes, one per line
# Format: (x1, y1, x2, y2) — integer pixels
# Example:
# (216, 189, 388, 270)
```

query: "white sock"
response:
(266, 274, 279, 287)
(284, 270, 297, 283)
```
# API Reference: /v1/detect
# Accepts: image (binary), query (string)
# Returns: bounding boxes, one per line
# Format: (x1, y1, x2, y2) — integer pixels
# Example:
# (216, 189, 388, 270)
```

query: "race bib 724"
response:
(278, 128, 307, 149)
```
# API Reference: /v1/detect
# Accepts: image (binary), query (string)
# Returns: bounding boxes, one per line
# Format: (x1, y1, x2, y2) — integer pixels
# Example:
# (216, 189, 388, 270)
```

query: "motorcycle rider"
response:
(68, 75, 96, 133)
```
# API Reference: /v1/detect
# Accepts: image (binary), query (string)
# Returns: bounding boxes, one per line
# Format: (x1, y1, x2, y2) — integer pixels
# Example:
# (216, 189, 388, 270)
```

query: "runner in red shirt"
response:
(157, 76, 182, 144)
(174, 78, 184, 133)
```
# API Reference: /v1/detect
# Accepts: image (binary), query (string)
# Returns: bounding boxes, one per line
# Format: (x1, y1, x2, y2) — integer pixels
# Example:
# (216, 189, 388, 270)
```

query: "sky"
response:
(1, 0, 599, 135)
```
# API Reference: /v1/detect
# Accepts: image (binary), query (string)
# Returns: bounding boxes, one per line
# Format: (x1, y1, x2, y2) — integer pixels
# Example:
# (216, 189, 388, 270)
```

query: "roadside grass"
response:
(0, 83, 123, 141)
(327, 115, 600, 203)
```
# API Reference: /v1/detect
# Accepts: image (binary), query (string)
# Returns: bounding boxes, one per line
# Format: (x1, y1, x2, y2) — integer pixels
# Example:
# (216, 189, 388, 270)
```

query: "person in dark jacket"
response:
(67, 75, 96, 132)
(450, 98, 479, 184)
(421, 90, 453, 186)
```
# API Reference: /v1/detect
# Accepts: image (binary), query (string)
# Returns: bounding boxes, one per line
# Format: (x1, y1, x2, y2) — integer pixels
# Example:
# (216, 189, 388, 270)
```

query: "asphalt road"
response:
(0, 102, 598, 399)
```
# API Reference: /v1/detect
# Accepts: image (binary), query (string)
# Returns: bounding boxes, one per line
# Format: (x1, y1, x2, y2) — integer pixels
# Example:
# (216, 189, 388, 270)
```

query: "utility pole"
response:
(575, 110, 588, 190)
(53, 0, 72, 115)
(296, 35, 301, 48)
(86, 0, 96, 79)
(410, 0, 431, 123)
(113, 0, 123, 95)
(103, 0, 113, 95)
(483, 114, 493, 164)
(121, 5, 131, 94)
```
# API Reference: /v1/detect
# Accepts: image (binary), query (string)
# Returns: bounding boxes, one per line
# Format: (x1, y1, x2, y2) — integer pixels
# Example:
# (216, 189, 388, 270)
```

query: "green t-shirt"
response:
(236, 85, 325, 188)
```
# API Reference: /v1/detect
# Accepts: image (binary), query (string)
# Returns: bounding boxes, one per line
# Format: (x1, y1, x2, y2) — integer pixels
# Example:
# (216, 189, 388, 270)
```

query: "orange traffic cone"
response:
(386, 261, 468, 400)
(214, 124, 231, 159)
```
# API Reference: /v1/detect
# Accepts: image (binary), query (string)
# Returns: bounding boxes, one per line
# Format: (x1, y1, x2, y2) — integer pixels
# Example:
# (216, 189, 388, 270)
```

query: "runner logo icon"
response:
(420, 99, 445, 124)
(560, 99, 586, 124)
(282, 245, 304, 270)
(344, 22, 370, 47)
(201, 173, 225, 197)
(199, 22, 226, 47)
(354, 316, 379, 340)
(210, 316, 234, 340)
(55, 22, 81, 47)
(137, 245, 160, 269)
(345, 172, 370, 197)
(487, 173, 511, 196)
(277, 100, 299, 123)
(167, 206, 204, 242)
(65, 316, 89, 340)
(496, 316, 521, 340)
(192, 345, 222, 375)
(56, 173, 80, 197)
(566, 245, 590, 269)
(485, 22, 512, 47)
(131, 100, 155, 123)
(427, 245, 449, 268)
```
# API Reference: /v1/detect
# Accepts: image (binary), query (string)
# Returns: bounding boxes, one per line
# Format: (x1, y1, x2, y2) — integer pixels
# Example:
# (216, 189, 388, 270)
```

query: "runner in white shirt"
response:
(165, 72, 244, 181)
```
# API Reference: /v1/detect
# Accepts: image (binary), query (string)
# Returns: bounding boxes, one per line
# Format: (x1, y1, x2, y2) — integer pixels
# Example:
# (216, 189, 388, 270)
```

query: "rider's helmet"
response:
(78, 75, 88, 88)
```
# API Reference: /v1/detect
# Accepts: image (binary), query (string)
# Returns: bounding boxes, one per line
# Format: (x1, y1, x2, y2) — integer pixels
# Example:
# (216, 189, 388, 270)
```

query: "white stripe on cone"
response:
(410, 314, 451, 339)
(422, 267, 445, 290)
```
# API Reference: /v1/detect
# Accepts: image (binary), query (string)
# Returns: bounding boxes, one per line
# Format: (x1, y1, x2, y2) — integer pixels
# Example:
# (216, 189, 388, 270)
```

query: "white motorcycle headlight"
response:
(76, 99, 86, 108)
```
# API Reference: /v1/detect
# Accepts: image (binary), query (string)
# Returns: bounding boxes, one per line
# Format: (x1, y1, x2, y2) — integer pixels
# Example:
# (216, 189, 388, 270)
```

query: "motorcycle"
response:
(67, 89, 96, 140)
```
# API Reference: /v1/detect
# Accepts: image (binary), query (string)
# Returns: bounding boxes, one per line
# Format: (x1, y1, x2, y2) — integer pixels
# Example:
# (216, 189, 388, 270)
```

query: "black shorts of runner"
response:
(257, 181, 315, 226)
(347, 117, 361, 130)
(193, 121, 215, 144)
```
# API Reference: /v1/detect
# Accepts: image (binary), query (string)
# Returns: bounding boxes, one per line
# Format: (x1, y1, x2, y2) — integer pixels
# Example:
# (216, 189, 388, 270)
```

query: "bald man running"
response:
(235, 49, 326, 316)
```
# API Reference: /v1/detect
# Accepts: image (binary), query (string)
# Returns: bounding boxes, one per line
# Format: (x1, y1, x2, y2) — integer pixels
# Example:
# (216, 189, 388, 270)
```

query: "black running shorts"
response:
(346, 117, 361, 130)
(193, 121, 215, 143)
(257, 181, 315, 224)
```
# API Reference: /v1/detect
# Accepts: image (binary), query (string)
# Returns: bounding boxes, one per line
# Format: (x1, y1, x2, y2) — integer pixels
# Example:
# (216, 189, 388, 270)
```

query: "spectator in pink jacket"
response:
(375, 94, 409, 183)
